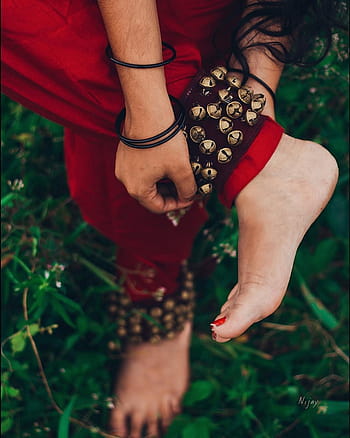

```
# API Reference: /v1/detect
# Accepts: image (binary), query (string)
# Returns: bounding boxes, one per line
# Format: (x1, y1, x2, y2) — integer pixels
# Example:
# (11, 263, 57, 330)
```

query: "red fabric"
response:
(220, 117, 284, 208)
(1, 0, 282, 302)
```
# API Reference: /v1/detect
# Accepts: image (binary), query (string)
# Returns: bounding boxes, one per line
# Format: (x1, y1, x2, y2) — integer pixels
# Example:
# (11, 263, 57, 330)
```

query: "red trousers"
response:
(1, 0, 283, 301)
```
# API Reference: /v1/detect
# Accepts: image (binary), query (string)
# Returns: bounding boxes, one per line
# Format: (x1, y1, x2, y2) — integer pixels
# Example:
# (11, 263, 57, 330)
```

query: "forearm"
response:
(97, 0, 174, 132)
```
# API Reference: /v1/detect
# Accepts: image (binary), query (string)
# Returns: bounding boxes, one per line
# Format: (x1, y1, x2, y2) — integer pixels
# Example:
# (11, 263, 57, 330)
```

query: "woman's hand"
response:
(115, 110, 197, 214)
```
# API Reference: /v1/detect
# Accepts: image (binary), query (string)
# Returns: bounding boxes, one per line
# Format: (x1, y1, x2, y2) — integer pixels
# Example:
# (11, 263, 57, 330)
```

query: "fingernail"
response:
(212, 332, 217, 340)
(210, 317, 226, 326)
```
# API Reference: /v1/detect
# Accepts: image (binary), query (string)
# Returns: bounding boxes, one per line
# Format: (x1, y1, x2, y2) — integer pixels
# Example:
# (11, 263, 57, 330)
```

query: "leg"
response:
(211, 134, 338, 341)
(65, 129, 209, 437)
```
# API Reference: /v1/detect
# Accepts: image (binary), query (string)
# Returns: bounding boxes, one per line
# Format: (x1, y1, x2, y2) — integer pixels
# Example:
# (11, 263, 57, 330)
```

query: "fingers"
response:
(138, 185, 194, 214)
(170, 167, 197, 204)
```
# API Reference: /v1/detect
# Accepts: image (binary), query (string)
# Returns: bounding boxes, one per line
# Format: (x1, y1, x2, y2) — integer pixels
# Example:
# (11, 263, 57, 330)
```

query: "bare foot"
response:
(109, 321, 192, 437)
(211, 134, 339, 341)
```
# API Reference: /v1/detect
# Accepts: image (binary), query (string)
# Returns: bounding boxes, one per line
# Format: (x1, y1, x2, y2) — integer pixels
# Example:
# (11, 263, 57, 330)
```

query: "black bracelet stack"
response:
(115, 96, 186, 149)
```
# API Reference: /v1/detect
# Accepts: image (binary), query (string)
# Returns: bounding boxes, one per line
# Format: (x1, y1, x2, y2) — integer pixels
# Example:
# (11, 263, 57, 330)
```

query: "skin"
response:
(97, 1, 339, 436)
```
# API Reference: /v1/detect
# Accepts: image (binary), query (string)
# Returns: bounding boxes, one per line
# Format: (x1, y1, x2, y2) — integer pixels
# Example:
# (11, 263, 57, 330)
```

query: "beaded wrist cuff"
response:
(182, 66, 269, 197)
(107, 266, 195, 349)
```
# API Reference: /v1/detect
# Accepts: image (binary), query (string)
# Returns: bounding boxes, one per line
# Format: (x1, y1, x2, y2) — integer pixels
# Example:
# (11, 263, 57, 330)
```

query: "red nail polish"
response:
(212, 332, 217, 340)
(211, 317, 226, 326)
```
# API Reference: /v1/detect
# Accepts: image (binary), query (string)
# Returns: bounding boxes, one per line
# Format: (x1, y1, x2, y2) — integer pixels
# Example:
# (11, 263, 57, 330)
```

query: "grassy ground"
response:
(1, 36, 349, 437)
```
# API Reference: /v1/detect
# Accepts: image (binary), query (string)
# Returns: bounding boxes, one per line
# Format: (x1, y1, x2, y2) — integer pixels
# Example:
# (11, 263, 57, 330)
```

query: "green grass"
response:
(1, 35, 349, 437)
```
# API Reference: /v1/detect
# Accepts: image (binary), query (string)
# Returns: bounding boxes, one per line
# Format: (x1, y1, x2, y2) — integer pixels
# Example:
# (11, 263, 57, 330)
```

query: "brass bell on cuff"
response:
(199, 139, 216, 155)
(190, 126, 206, 143)
(201, 167, 218, 181)
(207, 102, 222, 119)
(251, 94, 266, 113)
(189, 105, 206, 121)
(227, 130, 243, 146)
(246, 109, 259, 126)
(199, 183, 213, 195)
(225, 72, 242, 88)
(199, 76, 216, 88)
(210, 67, 226, 81)
(218, 88, 234, 103)
(217, 147, 233, 163)
(218, 117, 234, 134)
(238, 86, 253, 104)
(191, 161, 202, 175)
(226, 101, 243, 119)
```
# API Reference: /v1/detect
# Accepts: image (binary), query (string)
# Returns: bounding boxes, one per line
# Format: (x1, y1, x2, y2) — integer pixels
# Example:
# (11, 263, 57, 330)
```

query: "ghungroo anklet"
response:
(107, 266, 195, 350)
(182, 65, 272, 197)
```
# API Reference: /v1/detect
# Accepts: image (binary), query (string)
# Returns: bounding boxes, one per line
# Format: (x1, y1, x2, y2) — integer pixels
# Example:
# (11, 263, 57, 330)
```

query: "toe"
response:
(212, 296, 262, 341)
(159, 399, 174, 432)
(169, 397, 182, 416)
(145, 411, 160, 438)
(129, 412, 145, 438)
(109, 407, 128, 438)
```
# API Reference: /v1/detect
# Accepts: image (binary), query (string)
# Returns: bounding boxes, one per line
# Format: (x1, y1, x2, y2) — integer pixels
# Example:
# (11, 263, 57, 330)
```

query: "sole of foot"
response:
(109, 321, 192, 438)
(212, 134, 339, 342)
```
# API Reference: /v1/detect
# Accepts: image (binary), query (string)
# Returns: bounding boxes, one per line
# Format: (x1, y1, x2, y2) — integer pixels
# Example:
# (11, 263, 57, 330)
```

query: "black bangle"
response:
(115, 96, 186, 149)
(106, 42, 176, 69)
(228, 68, 276, 106)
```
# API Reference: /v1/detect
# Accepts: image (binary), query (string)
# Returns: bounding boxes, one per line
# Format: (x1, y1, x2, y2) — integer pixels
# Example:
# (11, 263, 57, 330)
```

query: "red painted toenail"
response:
(210, 317, 226, 326)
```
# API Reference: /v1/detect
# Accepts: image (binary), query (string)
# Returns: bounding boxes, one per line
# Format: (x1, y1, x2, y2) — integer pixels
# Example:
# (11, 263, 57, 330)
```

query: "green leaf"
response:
(1, 192, 17, 207)
(294, 269, 339, 330)
(183, 380, 214, 406)
(182, 417, 212, 438)
(51, 300, 76, 328)
(10, 331, 26, 354)
(50, 291, 83, 313)
(28, 323, 40, 336)
(58, 395, 76, 438)
(1, 416, 14, 434)
(11, 255, 32, 274)
(7, 386, 20, 398)
(77, 255, 119, 289)
(317, 400, 349, 415)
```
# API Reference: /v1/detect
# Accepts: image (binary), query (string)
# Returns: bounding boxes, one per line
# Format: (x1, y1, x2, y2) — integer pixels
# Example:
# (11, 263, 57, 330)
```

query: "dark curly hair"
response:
(224, 0, 348, 80)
